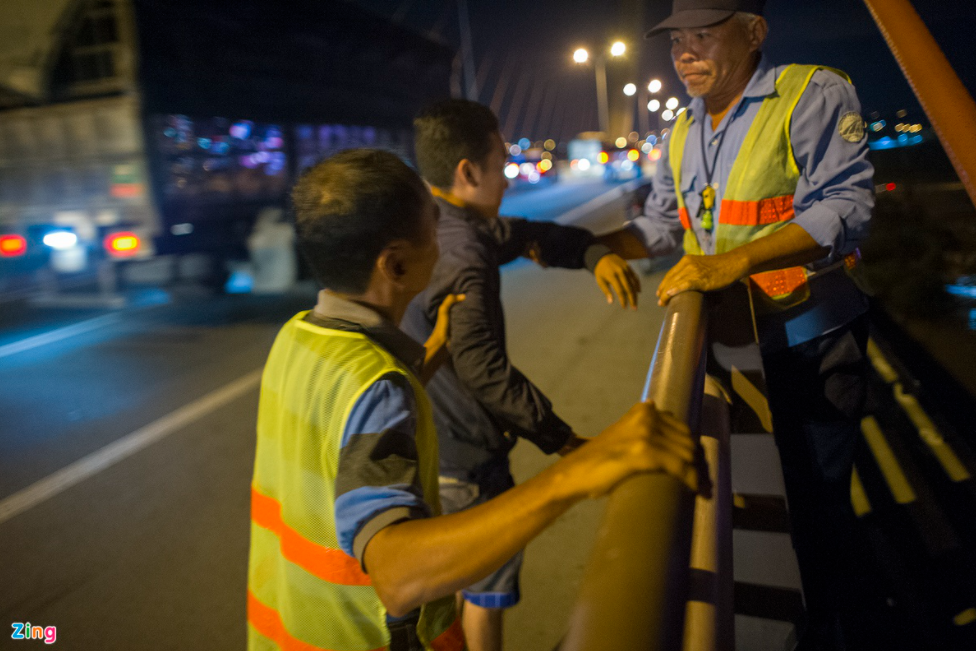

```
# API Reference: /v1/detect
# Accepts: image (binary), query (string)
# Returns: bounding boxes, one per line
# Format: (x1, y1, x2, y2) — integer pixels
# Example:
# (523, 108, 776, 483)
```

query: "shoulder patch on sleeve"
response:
(838, 112, 866, 143)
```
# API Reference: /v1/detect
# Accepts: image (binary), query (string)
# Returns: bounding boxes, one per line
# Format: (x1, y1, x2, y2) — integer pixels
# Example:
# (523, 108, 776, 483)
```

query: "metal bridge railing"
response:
(562, 291, 734, 651)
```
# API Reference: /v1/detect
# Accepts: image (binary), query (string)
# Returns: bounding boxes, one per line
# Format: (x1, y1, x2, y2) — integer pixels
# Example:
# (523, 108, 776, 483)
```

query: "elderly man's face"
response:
(669, 16, 765, 99)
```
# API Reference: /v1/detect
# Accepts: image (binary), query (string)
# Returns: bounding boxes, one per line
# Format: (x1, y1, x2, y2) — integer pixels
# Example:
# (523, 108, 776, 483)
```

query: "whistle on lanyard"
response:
(700, 184, 716, 231)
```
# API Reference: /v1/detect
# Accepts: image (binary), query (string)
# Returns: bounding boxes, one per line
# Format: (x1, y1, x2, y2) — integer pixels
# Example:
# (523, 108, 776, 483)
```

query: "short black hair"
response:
(291, 149, 430, 294)
(414, 99, 500, 189)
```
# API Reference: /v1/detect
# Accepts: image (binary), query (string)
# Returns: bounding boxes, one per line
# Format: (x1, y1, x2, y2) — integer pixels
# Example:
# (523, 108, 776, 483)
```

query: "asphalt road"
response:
(0, 291, 314, 650)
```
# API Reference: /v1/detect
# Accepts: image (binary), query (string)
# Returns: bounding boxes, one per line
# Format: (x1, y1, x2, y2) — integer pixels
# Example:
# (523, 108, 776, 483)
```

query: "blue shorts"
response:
(438, 468, 521, 609)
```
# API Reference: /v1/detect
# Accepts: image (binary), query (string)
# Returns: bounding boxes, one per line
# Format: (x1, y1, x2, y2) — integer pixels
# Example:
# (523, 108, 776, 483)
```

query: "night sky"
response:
(350, 0, 975, 142)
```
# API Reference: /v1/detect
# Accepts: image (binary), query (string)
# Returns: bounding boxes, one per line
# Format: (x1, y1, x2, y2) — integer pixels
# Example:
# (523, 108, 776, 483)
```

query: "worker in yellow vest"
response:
(598, 1, 883, 649)
(246, 148, 700, 651)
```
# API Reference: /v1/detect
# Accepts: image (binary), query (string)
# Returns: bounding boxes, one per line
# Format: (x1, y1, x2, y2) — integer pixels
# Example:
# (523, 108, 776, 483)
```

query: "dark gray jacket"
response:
(400, 196, 609, 479)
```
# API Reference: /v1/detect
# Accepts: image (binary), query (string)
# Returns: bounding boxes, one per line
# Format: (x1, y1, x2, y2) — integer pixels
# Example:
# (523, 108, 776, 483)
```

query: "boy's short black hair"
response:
(291, 149, 430, 294)
(413, 99, 500, 189)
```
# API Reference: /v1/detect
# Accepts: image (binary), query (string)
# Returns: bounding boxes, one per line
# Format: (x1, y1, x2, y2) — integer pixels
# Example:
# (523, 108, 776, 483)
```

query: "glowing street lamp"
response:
(573, 48, 589, 64)
(647, 99, 661, 112)
(648, 79, 663, 94)
(662, 109, 675, 121)
(610, 41, 626, 57)
(623, 83, 637, 97)
(665, 97, 680, 110)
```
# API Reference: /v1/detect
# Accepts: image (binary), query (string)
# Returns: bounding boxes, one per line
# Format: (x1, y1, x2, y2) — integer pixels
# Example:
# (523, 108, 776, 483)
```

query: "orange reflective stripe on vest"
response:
(429, 618, 465, 651)
(749, 250, 861, 301)
(248, 590, 386, 651)
(749, 266, 809, 299)
(720, 195, 795, 226)
(251, 486, 371, 587)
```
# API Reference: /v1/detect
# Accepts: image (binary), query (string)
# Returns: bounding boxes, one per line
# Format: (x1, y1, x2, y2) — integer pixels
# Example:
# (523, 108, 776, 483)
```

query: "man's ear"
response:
(454, 158, 479, 190)
(375, 244, 407, 285)
(749, 16, 768, 52)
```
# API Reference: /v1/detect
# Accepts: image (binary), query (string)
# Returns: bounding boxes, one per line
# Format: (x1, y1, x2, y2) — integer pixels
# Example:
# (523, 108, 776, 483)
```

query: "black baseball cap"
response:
(645, 0, 766, 38)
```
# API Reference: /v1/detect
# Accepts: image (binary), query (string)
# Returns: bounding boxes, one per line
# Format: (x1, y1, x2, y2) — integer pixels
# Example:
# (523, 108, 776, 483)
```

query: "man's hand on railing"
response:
(656, 252, 751, 306)
(595, 253, 642, 310)
(557, 400, 699, 498)
(656, 224, 829, 305)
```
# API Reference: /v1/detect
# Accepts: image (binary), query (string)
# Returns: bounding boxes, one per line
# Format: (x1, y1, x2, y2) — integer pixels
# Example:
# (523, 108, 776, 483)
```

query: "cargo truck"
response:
(0, 0, 453, 295)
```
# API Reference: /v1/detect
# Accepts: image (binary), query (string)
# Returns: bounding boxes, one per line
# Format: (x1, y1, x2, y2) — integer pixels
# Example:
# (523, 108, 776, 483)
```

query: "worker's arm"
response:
(444, 253, 575, 453)
(500, 217, 642, 309)
(364, 400, 699, 616)
(419, 293, 465, 385)
(655, 223, 828, 305)
(597, 227, 658, 260)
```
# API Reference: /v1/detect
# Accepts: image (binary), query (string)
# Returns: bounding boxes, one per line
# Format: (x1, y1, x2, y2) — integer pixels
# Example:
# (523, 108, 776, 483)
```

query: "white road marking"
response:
(0, 368, 263, 525)
(0, 313, 120, 360)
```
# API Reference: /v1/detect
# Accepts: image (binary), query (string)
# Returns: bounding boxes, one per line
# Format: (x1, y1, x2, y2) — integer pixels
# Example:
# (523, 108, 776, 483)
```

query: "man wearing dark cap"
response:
(599, 1, 880, 649)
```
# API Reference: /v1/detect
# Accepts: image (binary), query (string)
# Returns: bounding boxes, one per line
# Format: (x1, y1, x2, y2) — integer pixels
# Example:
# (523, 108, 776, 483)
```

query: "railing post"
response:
(862, 0, 976, 209)
(683, 376, 734, 651)
(562, 291, 707, 651)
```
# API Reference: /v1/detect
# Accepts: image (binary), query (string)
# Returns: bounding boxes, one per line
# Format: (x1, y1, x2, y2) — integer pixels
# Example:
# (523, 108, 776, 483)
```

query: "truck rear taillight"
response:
(0, 234, 27, 257)
(105, 232, 141, 257)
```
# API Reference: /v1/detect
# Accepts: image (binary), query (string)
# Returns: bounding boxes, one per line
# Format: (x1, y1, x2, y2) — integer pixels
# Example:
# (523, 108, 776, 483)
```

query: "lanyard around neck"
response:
(698, 123, 727, 231)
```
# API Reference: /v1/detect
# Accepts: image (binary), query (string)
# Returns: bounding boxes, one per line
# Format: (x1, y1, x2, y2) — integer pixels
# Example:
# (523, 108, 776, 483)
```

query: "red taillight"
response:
(885, 182, 896, 192)
(105, 232, 140, 257)
(0, 234, 27, 257)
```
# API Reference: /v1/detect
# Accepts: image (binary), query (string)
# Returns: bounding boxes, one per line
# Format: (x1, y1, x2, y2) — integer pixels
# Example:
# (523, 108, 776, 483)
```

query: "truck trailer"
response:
(0, 0, 454, 295)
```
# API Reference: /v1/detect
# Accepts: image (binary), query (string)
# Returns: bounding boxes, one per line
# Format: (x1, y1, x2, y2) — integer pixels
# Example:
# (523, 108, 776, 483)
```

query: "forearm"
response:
(419, 294, 466, 384)
(734, 223, 830, 274)
(597, 228, 652, 260)
(523, 220, 600, 269)
(420, 343, 448, 385)
(656, 223, 830, 304)
(365, 400, 701, 615)
(364, 463, 578, 615)
(455, 356, 572, 452)
(450, 301, 571, 453)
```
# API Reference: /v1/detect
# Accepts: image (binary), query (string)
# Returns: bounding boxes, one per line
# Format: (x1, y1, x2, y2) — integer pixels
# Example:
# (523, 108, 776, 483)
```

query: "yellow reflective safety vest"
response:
(247, 312, 464, 651)
(669, 64, 857, 309)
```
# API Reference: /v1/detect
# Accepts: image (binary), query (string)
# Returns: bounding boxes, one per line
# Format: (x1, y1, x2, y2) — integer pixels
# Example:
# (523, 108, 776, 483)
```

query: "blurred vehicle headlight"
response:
(43, 231, 79, 250)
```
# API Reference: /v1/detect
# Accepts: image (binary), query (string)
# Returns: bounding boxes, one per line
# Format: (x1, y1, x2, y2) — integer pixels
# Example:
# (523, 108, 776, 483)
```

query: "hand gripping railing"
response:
(562, 291, 733, 651)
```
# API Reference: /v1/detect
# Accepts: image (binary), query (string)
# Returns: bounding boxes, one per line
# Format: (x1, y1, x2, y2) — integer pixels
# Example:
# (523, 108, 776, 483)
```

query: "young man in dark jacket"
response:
(400, 99, 642, 651)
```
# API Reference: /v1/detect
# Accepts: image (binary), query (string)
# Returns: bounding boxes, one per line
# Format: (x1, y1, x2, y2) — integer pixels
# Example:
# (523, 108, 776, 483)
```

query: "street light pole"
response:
(595, 55, 609, 135)
(574, 43, 625, 136)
